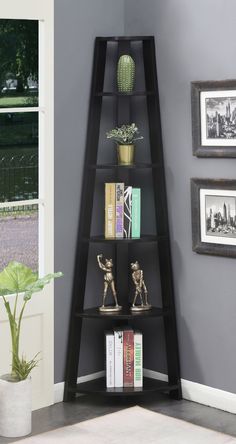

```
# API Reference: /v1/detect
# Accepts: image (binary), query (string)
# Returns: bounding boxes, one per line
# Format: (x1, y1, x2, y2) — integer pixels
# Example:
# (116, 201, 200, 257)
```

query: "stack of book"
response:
(105, 328, 143, 388)
(105, 183, 141, 239)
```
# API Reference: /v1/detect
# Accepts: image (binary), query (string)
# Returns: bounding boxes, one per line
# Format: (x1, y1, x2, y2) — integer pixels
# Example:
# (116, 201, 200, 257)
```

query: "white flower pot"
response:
(0, 375, 32, 438)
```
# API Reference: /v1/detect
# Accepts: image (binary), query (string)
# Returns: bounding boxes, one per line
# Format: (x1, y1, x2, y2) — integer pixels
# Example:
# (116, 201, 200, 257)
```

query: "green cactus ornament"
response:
(117, 55, 135, 93)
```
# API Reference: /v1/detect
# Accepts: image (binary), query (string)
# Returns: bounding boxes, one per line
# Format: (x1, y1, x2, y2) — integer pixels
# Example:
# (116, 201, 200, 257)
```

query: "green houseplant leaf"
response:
(0, 261, 63, 380)
(24, 272, 63, 301)
(0, 261, 37, 294)
(106, 123, 143, 145)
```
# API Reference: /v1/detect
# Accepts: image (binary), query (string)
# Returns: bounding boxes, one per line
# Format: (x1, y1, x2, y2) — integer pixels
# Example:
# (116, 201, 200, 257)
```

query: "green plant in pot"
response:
(0, 261, 63, 438)
(106, 123, 143, 165)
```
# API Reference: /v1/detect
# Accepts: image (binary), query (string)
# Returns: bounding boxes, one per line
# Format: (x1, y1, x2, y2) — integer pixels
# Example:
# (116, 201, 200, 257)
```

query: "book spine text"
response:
(116, 183, 124, 238)
(114, 329, 123, 387)
(105, 183, 116, 238)
(132, 188, 141, 238)
(123, 186, 132, 238)
(106, 333, 114, 388)
(123, 329, 134, 387)
(134, 332, 143, 387)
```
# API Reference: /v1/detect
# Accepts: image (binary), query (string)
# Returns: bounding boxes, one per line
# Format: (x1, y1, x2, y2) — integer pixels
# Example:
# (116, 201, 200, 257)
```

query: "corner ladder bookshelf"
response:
(63, 36, 182, 401)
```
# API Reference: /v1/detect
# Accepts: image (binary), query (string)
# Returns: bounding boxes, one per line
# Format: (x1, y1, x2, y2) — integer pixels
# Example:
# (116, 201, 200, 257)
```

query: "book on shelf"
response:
(134, 330, 143, 387)
(124, 186, 132, 238)
(115, 183, 124, 238)
(105, 331, 115, 388)
(132, 188, 141, 238)
(123, 327, 134, 387)
(114, 328, 123, 387)
(105, 183, 116, 238)
(104, 183, 141, 239)
(105, 328, 143, 388)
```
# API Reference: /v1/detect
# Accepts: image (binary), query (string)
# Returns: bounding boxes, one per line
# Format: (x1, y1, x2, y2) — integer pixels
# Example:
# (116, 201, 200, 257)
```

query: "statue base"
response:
(99, 305, 122, 313)
(130, 304, 152, 312)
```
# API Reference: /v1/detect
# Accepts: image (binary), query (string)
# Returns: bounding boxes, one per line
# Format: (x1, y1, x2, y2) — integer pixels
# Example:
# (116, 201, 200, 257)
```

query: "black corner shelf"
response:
(95, 91, 156, 97)
(97, 36, 154, 42)
(88, 162, 160, 170)
(69, 377, 179, 397)
(80, 234, 167, 244)
(76, 306, 170, 320)
(63, 36, 181, 403)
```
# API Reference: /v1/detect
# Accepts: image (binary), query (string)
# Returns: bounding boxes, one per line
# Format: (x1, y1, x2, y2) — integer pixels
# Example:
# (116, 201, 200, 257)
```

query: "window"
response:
(0, 20, 40, 272)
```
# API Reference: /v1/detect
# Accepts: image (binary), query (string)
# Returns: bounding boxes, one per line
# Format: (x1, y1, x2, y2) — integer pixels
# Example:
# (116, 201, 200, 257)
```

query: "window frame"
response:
(0, 13, 54, 278)
(0, 1, 54, 408)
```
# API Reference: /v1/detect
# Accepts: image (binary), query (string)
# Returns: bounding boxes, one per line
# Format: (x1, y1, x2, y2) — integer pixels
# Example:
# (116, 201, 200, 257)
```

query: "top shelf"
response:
(95, 91, 156, 97)
(96, 36, 154, 42)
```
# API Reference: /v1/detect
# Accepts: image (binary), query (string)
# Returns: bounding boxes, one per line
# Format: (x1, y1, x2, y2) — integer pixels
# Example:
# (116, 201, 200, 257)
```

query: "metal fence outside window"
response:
(0, 153, 38, 204)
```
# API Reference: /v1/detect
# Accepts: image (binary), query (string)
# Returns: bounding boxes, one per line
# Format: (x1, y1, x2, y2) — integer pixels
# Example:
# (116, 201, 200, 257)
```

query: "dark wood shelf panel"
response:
(69, 377, 179, 397)
(80, 235, 167, 243)
(76, 306, 170, 320)
(88, 162, 160, 170)
(97, 36, 154, 42)
(95, 91, 156, 97)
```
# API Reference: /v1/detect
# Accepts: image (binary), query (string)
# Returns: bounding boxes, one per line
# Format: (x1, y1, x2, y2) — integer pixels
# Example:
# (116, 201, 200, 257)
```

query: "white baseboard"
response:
(144, 369, 236, 414)
(54, 369, 236, 414)
(181, 378, 236, 414)
(54, 370, 105, 404)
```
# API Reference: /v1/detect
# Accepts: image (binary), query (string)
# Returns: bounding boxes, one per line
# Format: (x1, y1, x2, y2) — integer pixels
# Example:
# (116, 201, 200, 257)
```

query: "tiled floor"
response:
(1, 393, 236, 443)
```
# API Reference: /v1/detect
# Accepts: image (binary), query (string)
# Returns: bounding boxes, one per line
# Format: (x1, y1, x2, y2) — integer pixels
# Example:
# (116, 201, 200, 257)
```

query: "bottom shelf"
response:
(70, 377, 179, 397)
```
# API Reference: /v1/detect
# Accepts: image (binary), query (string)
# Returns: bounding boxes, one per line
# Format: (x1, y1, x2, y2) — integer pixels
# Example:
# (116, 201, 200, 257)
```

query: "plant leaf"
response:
(24, 272, 63, 301)
(0, 261, 37, 294)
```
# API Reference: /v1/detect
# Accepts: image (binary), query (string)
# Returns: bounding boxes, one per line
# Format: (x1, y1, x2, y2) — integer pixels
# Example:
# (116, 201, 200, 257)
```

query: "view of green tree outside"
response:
(0, 19, 38, 108)
(0, 19, 39, 202)
(0, 20, 39, 271)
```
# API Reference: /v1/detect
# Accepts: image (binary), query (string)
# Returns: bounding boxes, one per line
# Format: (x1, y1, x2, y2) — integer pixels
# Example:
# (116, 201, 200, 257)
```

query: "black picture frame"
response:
(191, 178, 236, 257)
(191, 80, 236, 157)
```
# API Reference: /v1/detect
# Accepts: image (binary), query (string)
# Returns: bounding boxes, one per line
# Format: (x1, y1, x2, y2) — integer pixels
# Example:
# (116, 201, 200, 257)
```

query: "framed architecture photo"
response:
(191, 178, 236, 257)
(191, 80, 236, 157)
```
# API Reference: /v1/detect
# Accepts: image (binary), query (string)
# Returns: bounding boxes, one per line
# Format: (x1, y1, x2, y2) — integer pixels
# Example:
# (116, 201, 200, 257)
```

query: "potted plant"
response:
(0, 261, 62, 438)
(106, 123, 143, 165)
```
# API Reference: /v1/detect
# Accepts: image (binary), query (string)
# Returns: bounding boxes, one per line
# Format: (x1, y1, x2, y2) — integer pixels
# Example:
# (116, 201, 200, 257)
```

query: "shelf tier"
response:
(76, 306, 169, 320)
(69, 377, 179, 397)
(88, 162, 160, 170)
(80, 235, 167, 243)
(97, 36, 154, 42)
(95, 91, 156, 97)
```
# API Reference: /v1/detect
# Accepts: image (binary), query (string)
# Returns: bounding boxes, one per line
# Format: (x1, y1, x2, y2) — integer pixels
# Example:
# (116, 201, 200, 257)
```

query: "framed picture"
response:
(191, 178, 236, 257)
(191, 80, 236, 157)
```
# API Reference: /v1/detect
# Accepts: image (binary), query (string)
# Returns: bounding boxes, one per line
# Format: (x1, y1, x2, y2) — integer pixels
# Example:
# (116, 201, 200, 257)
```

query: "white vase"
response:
(0, 375, 32, 438)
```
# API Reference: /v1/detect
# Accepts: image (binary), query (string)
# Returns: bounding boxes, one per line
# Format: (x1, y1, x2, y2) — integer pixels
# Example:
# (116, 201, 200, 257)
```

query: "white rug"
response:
(15, 406, 236, 444)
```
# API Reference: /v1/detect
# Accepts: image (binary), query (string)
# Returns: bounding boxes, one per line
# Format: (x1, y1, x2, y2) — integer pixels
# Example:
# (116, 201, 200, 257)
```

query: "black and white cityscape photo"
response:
(205, 194, 236, 238)
(206, 96, 236, 139)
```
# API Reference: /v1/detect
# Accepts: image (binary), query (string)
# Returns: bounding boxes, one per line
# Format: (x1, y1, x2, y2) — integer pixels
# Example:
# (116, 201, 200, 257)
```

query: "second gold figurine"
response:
(130, 261, 151, 311)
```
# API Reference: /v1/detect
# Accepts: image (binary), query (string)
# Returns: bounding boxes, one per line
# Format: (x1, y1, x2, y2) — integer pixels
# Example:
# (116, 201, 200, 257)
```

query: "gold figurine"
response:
(130, 261, 151, 311)
(97, 254, 122, 312)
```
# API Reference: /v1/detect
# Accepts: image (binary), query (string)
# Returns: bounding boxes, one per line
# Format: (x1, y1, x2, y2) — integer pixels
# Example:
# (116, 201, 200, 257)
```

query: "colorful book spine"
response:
(123, 186, 132, 238)
(134, 331, 143, 387)
(114, 329, 123, 387)
(123, 328, 134, 387)
(131, 188, 141, 238)
(105, 331, 114, 388)
(105, 183, 116, 238)
(116, 183, 124, 238)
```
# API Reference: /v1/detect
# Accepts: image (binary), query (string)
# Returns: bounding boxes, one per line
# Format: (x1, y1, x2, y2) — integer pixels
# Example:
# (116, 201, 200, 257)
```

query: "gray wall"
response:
(55, 0, 236, 394)
(54, 0, 124, 383)
(125, 0, 236, 393)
